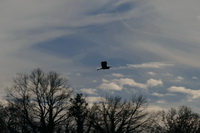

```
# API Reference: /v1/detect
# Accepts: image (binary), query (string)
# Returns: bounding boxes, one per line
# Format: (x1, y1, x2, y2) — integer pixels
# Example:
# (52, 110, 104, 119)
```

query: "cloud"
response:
(115, 62, 174, 70)
(157, 100, 166, 104)
(99, 82, 122, 91)
(152, 92, 175, 97)
(163, 73, 173, 77)
(147, 79, 163, 87)
(99, 78, 163, 91)
(113, 62, 174, 70)
(127, 62, 174, 69)
(86, 96, 106, 103)
(80, 88, 97, 95)
(171, 76, 184, 82)
(117, 78, 147, 89)
(131, 1, 200, 68)
(111, 73, 125, 78)
(99, 78, 145, 91)
(147, 105, 167, 112)
(152, 93, 164, 97)
(148, 72, 156, 76)
(168, 86, 200, 99)
(192, 76, 198, 80)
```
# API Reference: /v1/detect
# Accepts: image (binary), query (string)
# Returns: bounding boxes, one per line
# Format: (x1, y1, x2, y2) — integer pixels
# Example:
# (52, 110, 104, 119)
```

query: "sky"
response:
(1, 0, 200, 112)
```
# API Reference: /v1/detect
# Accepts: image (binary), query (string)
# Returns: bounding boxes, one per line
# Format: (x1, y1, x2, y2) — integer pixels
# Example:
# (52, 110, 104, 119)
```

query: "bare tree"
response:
(89, 95, 153, 133)
(154, 106, 200, 133)
(6, 68, 72, 133)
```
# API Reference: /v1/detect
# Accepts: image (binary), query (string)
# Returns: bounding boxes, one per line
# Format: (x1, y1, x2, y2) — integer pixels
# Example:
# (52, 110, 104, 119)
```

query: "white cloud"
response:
(163, 73, 173, 77)
(192, 76, 198, 80)
(146, 79, 163, 87)
(111, 73, 125, 78)
(127, 62, 174, 69)
(171, 76, 184, 82)
(117, 78, 147, 89)
(152, 92, 175, 97)
(147, 105, 167, 112)
(168, 86, 200, 99)
(148, 72, 156, 76)
(80, 88, 97, 95)
(102, 79, 110, 83)
(99, 82, 123, 91)
(157, 100, 166, 104)
(92, 80, 97, 83)
(99, 78, 146, 91)
(152, 93, 164, 97)
(114, 62, 174, 70)
(99, 77, 163, 91)
(86, 96, 106, 103)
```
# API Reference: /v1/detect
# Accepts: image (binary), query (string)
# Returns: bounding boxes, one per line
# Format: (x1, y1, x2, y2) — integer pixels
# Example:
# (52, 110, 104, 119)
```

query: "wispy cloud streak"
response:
(113, 62, 174, 70)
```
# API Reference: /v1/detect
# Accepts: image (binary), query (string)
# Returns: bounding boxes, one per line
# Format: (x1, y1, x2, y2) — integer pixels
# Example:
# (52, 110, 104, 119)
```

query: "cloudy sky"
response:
(1, 0, 200, 112)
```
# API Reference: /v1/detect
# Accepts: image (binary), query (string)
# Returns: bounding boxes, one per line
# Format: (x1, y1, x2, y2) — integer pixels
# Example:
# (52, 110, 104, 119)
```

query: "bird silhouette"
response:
(97, 61, 111, 70)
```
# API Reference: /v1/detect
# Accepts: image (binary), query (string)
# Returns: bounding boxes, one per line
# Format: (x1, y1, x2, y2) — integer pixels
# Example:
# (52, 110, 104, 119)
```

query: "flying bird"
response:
(97, 61, 111, 70)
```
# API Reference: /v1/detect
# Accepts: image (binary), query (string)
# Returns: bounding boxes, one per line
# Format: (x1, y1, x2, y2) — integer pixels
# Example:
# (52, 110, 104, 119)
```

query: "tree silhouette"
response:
(68, 93, 91, 133)
(153, 106, 200, 133)
(0, 103, 7, 133)
(89, 95, 153, 133)
(6, 68, 72, 133)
